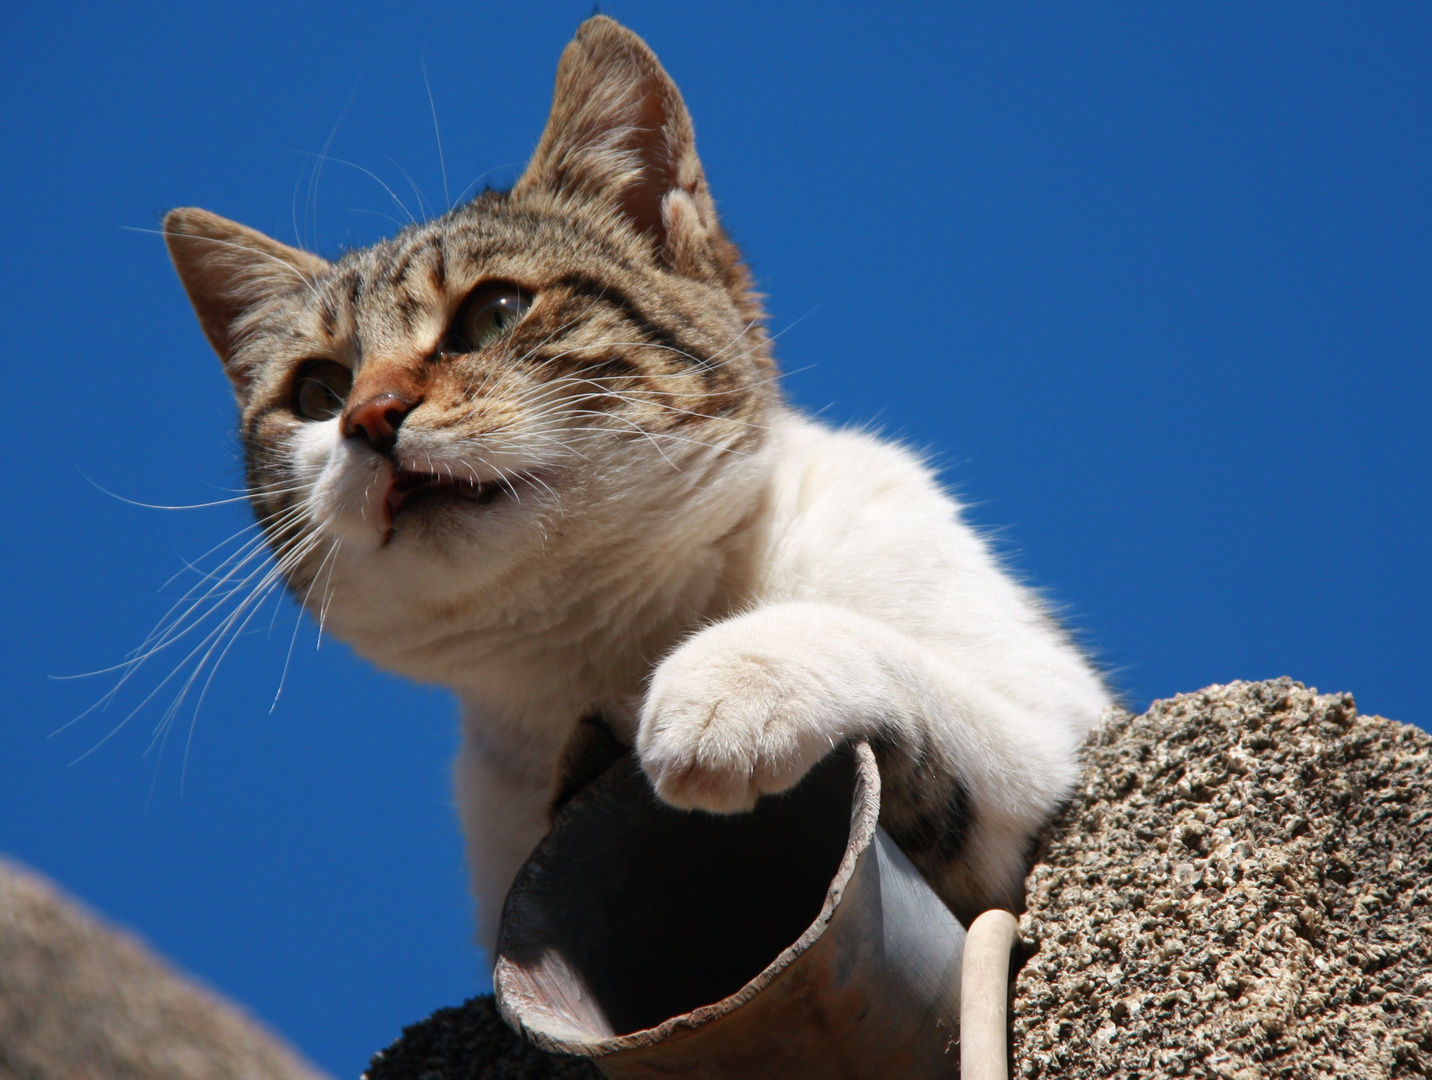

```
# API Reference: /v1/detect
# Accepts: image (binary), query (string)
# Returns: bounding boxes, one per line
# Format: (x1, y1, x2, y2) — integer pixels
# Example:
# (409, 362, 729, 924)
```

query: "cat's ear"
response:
(163, 207, 329, 393)
(515, 17, 719, 272)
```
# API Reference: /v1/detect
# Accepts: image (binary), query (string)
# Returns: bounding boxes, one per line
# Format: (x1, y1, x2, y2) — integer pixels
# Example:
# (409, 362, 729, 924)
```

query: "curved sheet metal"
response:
(496, 741, 967, 1079)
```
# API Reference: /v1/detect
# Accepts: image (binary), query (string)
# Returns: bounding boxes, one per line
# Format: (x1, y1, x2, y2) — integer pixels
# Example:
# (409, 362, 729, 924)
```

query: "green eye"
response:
(292, 360, 353, 421)
(447, 285, 532, 354)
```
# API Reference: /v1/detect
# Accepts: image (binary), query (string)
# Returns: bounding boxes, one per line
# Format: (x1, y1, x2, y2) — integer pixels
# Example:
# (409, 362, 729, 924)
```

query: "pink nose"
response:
(342, 392, 416, 453)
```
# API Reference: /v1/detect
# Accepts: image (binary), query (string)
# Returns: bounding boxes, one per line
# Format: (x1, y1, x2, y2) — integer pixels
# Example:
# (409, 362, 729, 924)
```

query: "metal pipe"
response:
(495, 741, 968, 1078)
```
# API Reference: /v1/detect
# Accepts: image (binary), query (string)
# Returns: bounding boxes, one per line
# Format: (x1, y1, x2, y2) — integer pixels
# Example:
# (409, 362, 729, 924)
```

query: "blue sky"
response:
(2, 3, 1428, 1076)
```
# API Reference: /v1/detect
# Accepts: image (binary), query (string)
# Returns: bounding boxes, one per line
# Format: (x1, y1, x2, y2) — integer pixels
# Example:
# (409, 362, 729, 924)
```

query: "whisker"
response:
(63, 480, 320, 764)
(386, 154, 429, 222)
(71, 550, 294, 765)
(555, 419, 753, 460)
(59, 516, 298, 687)
(270, 533, 340, 711)
(156, 528, 325, 740)
(452, 160, 525, 207)
(294, 149, 417, 226)
(315, 537, 344, 645)
(421, 56, 451, 212)
(299, 80, 358, 252)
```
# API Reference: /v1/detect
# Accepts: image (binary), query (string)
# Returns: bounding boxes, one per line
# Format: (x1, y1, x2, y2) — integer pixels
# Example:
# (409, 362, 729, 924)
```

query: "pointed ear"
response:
(163, 207, 329, 392)
(514, 17, 718, 269)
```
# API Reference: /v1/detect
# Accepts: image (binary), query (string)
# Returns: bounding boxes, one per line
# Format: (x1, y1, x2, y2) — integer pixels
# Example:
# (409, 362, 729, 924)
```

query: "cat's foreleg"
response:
(637, 601, 1086, 918)
(453, 725, 553, 955)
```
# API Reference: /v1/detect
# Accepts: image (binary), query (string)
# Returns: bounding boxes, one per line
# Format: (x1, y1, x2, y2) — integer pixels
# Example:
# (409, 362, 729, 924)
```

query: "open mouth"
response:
(381, 468, 511, 539)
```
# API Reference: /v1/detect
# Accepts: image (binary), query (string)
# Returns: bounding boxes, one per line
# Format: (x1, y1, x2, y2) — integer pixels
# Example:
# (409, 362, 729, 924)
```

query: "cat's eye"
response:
(444, 284, 533, 355)
(291, 360, 353, 422)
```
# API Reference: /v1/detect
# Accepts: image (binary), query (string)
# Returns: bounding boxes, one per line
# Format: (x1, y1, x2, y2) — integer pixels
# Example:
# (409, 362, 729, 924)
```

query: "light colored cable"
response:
(960, 909, 1021, 1080)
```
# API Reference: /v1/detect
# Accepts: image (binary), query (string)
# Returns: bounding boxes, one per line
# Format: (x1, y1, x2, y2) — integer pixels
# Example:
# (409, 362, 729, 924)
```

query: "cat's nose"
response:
(342, 392, 416, 454)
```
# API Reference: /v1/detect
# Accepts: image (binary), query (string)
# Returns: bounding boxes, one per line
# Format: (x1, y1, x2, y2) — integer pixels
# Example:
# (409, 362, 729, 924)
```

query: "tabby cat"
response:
(163, 16, 1109, 949)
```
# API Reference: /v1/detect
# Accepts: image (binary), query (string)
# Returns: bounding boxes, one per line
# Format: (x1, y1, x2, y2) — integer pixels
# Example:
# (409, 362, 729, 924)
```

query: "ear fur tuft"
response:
(163, 208, 329, 392)
(514, 17, 716, 267)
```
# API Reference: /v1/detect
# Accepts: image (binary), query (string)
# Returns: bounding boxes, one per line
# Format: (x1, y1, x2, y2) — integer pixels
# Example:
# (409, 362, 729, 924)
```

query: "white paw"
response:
(637, 625, 846, 813)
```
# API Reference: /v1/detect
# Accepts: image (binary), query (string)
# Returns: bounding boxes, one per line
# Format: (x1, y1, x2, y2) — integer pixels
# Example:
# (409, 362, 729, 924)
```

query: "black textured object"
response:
(364, 995, 599, 1080)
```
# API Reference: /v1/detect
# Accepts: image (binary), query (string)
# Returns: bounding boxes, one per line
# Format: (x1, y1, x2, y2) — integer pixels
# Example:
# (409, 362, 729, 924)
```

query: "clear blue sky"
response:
(2, 3, 1427, 1076)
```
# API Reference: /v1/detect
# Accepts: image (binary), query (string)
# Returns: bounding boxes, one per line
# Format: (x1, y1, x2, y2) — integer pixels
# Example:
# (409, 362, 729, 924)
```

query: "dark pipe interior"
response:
(500, 748, 855, 1036)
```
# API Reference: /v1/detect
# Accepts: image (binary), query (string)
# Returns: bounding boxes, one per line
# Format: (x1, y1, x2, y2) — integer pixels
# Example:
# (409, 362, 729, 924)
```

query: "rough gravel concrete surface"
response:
(1013, 679, 1432, 1079)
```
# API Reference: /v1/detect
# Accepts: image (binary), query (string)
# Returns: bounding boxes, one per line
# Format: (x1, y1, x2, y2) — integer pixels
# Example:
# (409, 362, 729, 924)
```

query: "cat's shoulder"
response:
(763, 409, 960, 526)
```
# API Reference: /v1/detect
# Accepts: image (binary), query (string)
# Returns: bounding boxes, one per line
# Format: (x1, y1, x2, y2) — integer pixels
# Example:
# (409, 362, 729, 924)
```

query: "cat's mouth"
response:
(381, 468, 512, 541)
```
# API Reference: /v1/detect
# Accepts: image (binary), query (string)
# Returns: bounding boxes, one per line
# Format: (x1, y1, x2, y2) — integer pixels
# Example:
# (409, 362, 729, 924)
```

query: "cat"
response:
(162, 15, 1111, 950)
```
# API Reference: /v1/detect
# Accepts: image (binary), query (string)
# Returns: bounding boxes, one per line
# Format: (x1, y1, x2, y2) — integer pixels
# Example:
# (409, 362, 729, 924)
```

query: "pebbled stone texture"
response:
(1013, 679, 1432, 1079)
(364, 995, 598, 1080)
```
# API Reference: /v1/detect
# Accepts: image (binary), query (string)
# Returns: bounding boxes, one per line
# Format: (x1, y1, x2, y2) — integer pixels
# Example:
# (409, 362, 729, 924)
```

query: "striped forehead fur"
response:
(234, 194, 769, 404)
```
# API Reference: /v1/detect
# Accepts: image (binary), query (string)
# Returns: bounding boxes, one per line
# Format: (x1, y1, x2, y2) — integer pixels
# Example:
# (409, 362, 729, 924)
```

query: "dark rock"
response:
(364, 995, 598, 1080)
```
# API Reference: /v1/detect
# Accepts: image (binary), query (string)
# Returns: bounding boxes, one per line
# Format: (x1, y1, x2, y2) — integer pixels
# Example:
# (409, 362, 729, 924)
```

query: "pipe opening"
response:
(498, 748, 857, 1038)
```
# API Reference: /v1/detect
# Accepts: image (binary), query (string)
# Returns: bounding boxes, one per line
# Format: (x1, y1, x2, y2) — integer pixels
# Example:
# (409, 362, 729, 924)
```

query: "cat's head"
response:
(164, 18, 776, 676)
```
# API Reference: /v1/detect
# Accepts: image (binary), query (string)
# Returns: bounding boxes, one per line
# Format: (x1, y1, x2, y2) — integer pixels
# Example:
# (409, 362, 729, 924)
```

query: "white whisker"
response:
(295, 149, 417, 226)
(272, 533, 341, 712)
(421, 56, 451, 213)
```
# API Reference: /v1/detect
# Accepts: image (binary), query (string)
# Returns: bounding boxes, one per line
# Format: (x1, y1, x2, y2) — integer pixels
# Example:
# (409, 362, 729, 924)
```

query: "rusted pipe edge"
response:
(960, 909, 1021, 1080)
(496, 741, 886, 1058)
